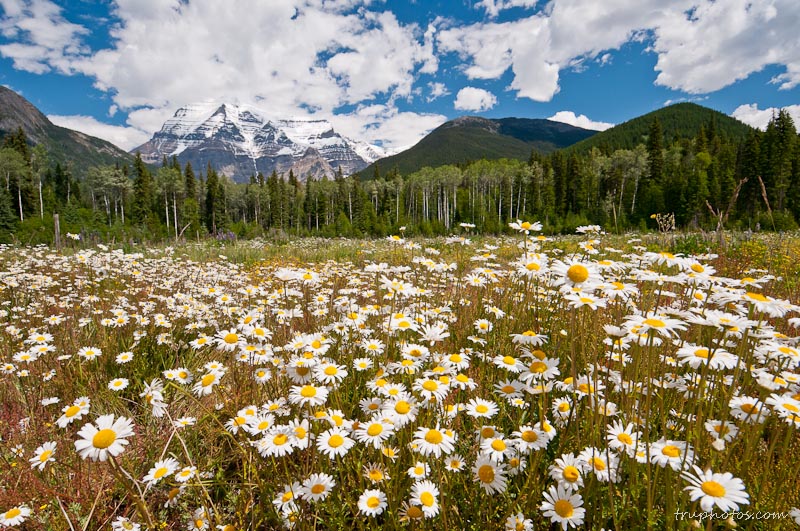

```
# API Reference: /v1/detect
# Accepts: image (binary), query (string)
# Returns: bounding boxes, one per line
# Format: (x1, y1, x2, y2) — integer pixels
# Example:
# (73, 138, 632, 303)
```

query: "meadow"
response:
(1, 226, 800, 530)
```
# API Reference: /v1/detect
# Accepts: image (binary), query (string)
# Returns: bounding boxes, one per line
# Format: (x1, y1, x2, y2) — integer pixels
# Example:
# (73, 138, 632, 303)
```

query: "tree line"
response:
(0, 109, 797, 243)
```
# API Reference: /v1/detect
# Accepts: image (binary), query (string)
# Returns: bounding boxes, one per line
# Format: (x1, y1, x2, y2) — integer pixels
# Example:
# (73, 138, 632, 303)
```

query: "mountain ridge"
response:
(133, 103, 384, 182)
(358, 116, 596, 178)
(0, 86, 132, 174)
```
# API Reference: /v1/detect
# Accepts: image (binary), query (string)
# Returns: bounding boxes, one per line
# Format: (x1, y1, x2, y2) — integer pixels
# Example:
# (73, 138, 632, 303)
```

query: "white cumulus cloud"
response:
(47, 114, 150, 151)
(730, 103, 800, 131)
(547, 111, 614, 131)
(453, 87, 497, 112)
(438, 0, 800, 102)
(1, 0, 441, 151)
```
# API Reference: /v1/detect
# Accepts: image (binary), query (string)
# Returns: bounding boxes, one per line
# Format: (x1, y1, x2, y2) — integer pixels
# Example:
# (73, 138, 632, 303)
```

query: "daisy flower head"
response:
(175, 465, 198, 483)
(445, 453, 466, 472)
(143, 457, 180, 485)
(300, 472, 335, 502)
(29, 441, 56, 470)
(57, 396, 90, 428)
(115, 351, 134, 364)
(410, 479, 440, 518)
(650, 438, 694, 471)
(465, 397, 499, 419)
(681, 465, 749, 512)
(192, 369, 224, 397)
(77, 346, 102, 361)
(363, 462, 391, 483)
(358, 489, 387, 517)
(513, 424, 548, 453)
(74, 414, 135, 462)
(540, 484, 586, 530)
(0, 505, 31, 527)
(111, 516, 141, 530)
(548, 452, 586, 491)
(289, 383, 330, 407)
(480, 434, 512, 462)
(550, 260, 599, 290)
(407, 461, 430, 479)
(472, 454, 508, 494)
(354, 419, 395, 449)
(412, 425, 455, 457)
(108, 378, 129, 391)
(316, 427, 355, 459)
(509, 220, 542, 234)
(625, 312, 688, 339)
(505, 513, 533, 531)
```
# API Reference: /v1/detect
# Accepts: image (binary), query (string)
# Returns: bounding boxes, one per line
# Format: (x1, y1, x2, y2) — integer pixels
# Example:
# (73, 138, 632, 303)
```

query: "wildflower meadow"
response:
(2, 226, 800, 530)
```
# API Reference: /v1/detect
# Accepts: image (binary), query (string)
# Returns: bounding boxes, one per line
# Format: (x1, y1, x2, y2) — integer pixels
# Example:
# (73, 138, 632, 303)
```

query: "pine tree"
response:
(131, 152, 154, 224)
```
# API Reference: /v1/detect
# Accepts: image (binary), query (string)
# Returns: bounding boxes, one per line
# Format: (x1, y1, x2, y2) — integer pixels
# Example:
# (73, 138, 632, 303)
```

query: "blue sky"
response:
(1, 0, 799, 152)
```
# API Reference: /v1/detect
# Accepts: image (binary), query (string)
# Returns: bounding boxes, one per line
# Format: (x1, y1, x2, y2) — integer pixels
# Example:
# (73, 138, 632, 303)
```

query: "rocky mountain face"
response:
(0, 86, 131, 175)
(133, 103, 384, 182)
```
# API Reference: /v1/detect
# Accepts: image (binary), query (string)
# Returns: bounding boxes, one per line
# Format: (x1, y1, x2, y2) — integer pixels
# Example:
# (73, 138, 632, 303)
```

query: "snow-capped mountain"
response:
(133, 102, 385, 182)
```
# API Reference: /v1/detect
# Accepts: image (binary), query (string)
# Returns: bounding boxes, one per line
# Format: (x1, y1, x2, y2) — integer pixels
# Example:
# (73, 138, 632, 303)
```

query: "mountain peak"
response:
(134, 102, 383, 181)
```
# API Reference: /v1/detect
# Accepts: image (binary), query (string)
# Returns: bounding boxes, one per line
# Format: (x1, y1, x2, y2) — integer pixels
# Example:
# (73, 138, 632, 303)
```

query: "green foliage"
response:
(359, 116, 595, 178)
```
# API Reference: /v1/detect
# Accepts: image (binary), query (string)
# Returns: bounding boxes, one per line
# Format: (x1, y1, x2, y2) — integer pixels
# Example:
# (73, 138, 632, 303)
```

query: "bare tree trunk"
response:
(173, 192, 178, 239)
(18, 185, 23, 221)
(38, 178, 43, 219)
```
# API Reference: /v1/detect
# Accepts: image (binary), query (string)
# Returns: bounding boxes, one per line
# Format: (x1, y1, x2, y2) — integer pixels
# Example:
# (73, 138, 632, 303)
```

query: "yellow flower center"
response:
(366, 496, 380, 509)
(425, 430, 443, 444)
(282, 491, 294, 503)
(420, 492, 435, 507)
(643, 318, 665, 328)
(223, 333, 238, 344)
(478, 464, 495, 483)
(691, 264, 705, 273)
(617, 433, 633, 445)
(300, 385, 317, 398)
(367, 424, 383, 437)
(154, 467, 168, 479)
(201, 373, 216, 387)
(554, 499, 574, 518)
(4, 508, 21, 519)
(701, 480, 726, 497)
(328, 434, 344, 448)
(526, 262, 540, 271)
(311, 340, 322, 349)
(662, 445, 681, 458)
(501, 385, 516, 393)
(746, 292, 768, 302)
(562, 466, 579, 482)
(476, 404, 489, 414)
(783, 403, 799, 413)
(311, 484, 325, 494)
(502, 356, 516, 366)
(92, 429, 117, 449)
(395, 401, 411, 414)
(39, 450, 52, 462)
(422, 381, 438, 392)
(324, 366, 337, 376)
(694, 348, 710, 359)
(491, 439, 506, 452)
(590, 457, 606, 471)
(521, 430, 538, 443)
(65, 405, 80, 418)
(274, 434, 288, 446)
(567, 264, 589, 283)
(407, 506, 423, 518)
(481, 427, 496, 438)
